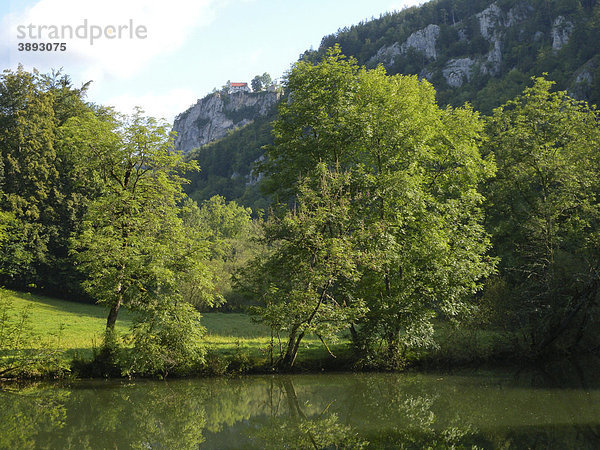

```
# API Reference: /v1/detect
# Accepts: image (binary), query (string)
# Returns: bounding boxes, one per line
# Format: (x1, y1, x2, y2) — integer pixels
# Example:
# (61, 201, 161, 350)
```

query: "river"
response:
(2, 361, 600, 448)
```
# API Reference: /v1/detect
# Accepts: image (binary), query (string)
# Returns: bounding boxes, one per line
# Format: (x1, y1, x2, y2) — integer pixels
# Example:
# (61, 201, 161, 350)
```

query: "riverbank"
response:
(0, 288, 567, 380)
(0, 289, 356, 379)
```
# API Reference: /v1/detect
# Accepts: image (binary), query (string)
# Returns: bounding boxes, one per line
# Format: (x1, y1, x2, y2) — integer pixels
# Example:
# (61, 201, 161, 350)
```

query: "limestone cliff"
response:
(172, 90, 280, 153)
(364, 1, 584, 96)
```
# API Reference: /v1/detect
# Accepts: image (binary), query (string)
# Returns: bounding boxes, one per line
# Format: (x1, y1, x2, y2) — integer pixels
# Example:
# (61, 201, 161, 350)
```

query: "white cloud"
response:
(104, 88, 199, 123)
(2, 0, 225, 81)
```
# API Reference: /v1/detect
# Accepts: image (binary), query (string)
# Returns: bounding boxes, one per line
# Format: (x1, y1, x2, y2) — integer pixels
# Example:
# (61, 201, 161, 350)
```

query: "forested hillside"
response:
(184, 110, 275, 213)
(316, 0, 600, 112)
(184, 0, 600, 208)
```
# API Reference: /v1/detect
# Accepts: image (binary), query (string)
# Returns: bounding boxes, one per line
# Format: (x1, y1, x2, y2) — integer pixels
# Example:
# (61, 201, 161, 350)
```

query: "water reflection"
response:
(246, 378, 367, 449)
(2, 361, 600, 449)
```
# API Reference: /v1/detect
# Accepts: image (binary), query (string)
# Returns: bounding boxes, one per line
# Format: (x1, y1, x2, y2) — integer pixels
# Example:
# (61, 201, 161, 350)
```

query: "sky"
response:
(1, 0, 424, 123)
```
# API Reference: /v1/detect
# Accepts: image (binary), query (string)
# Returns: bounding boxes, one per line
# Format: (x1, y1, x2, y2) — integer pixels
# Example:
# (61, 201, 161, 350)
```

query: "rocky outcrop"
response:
(552, 16, 574, 51)
(172, 90, 280, 152)
(369, 1, 541, 87)
(481, 40, 503, 76)
(372, 42, 402, 68)
(443, 58, 475, 87)
(568, 56, 599, 100)
(401, 24, 441, 60)
(477, 2, 532, 41)
(477, 3, 504, 41)
(371, 24, 440, 68)
(475, 3, 533, 77)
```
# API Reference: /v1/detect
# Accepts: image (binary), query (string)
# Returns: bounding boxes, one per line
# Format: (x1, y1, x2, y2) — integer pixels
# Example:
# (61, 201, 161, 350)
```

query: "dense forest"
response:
(2, 0, 600, 379)
(3, 46, 600, 377)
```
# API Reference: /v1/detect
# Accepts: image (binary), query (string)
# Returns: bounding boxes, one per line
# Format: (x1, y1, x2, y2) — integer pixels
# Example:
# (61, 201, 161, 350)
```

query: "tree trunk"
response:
(106, 297, 122, 331)
(281, 330, 305, 369)
(280, 280, 332, 370)
(106, 273, 124, 331)
(280, 326, 298, 368)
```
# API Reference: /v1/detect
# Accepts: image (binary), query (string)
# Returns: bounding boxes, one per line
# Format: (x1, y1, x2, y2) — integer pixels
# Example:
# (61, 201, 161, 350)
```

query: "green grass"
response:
(0, 289, 132, 353)
(201, 312, 337, 359)
(0, 289, 347, 366)
(1, 289, 513, 377)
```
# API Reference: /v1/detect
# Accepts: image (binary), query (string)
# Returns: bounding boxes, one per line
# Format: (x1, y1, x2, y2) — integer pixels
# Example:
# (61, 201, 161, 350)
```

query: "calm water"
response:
(2, 362, 600, 449)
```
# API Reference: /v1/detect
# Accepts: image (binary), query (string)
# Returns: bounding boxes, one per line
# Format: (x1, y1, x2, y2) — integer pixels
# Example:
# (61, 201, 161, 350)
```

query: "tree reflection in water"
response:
(248, 377, 368, 449)
(2, 363, 600, 449)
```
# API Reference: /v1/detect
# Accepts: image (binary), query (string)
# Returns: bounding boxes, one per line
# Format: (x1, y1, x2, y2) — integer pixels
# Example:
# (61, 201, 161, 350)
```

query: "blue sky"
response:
(1, 0, 423, 122)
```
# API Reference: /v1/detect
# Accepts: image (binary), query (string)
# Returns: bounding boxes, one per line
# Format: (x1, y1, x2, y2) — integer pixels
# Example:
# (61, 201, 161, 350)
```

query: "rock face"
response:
(552, 16, 574, 51)
(172, 90, 280, 152)
(372, 24, 440, 67)
(474, 2, 533, 76)
(401, 24, 441, 60)
(372, 42, 402, 68)
(477, 3, 504, 41)
(369, 1, 563, 89)
(443, 58, 475, 87)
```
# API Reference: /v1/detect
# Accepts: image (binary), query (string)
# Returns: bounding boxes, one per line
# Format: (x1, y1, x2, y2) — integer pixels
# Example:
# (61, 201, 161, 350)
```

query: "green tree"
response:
(260, 47, 362, 199)
(251, 75, 263, 92)
(180, 195, 259, 309)
(351, 69, 495, 362)
(251, 73, 273, 92)
(0, 68, 58, 288)
(260, 72, 273, 89)
(242, 166, 365, 368)
(484, 77, 600, 353)
(0, 67, 96, 296)
(68, 109, 218, 369)
(259, 46, 495, 364)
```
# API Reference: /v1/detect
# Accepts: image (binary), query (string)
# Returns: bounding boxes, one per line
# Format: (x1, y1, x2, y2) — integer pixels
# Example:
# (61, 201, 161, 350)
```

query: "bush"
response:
(121, 302, 207, 378)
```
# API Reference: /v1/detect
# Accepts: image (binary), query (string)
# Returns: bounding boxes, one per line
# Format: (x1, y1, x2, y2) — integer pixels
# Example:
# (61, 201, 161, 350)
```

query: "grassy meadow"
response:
(1, 288, 508, 378)
(0, 288, 349, 372)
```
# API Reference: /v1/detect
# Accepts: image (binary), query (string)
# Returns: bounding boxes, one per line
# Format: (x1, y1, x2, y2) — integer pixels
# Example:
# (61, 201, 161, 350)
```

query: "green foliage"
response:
(258, 47, 496, 366)
(69, 110, 211, 317)
(484, 76, 600, 353)
(123, 302, 207, 377)
(243, 166, 366, 368)
(251, 72, 273, 92)
(0, 68, 58, 288)
(181, 195, 261, 309)
(65, 109, 219, 374)
(260, 47, 363, 198)
(0, 67, 97, 297)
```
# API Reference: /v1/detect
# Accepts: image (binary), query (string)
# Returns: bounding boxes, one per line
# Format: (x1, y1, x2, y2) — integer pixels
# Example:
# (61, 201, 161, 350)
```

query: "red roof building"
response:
(229, 82, 251, 93)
